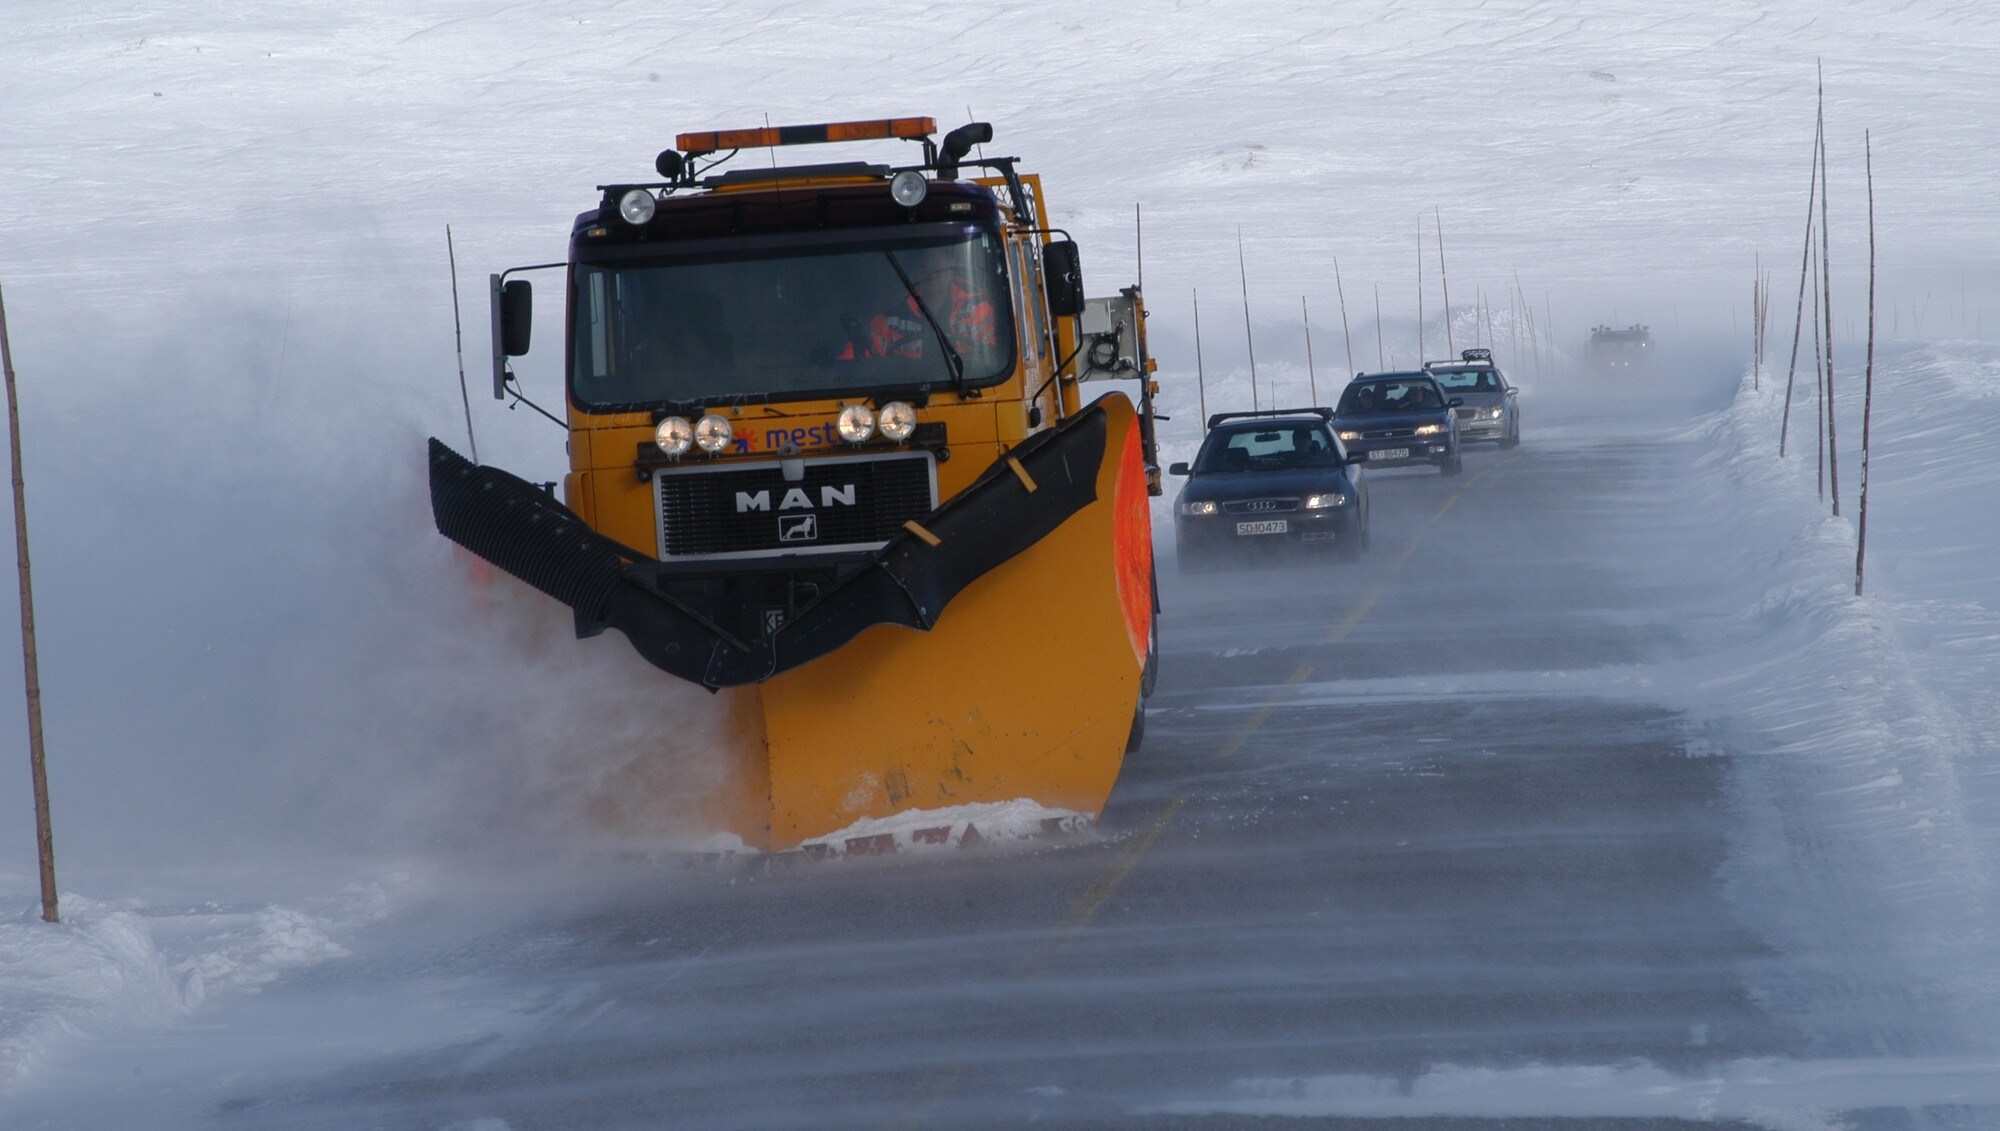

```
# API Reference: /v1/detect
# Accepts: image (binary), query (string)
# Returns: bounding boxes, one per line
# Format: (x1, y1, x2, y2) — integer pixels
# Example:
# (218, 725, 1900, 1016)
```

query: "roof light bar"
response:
(677, 117, 936, 155)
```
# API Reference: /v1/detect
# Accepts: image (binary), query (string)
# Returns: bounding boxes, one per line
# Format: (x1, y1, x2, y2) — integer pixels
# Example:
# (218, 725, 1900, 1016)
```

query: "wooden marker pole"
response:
(0, 283, 56, 924)
(1856, 131, 1877, 597)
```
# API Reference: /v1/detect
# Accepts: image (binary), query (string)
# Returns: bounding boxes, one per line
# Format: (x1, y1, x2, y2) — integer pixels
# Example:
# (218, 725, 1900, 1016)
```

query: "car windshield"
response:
(569, 224, 1017, 409)
(1337, 379, 1443, 414)
(1429, 368, 1503, 392)
(1194, 424, 1341, 472)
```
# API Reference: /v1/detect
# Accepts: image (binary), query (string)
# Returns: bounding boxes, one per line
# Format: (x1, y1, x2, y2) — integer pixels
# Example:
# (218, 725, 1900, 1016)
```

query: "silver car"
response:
(1423, 349, 1520, 448)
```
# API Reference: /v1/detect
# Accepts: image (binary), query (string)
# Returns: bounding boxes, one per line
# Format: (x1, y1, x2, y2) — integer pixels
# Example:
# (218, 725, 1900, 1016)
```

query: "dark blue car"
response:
(1169, 409, 1371, 571)
(1331, 372, 1463, 475)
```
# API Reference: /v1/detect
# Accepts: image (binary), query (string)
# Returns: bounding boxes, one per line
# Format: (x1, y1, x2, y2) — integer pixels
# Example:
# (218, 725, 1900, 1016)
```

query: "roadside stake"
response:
(0, 282, 57, 924)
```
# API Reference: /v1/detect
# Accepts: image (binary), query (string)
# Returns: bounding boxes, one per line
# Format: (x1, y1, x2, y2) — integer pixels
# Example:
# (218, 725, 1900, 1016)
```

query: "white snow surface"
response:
(2, 0, 2000, 1123)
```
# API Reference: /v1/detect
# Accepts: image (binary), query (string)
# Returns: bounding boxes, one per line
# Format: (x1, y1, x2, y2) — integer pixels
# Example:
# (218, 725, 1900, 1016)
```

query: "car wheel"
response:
(1440, 450, 1463, 477)
(1499, 418, 1519, 449)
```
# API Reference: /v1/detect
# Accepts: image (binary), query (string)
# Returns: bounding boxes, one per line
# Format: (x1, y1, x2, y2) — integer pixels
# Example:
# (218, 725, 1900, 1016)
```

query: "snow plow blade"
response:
(428, 397, 1154, 850)
(429, 403, 1105, 688)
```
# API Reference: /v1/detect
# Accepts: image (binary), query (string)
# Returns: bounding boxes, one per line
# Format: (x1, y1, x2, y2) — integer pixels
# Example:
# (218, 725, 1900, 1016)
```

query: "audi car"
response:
(1330, 372, 1463, 475)
(1169, 409, 1370, 571)
(1424, 348, 1520, 448)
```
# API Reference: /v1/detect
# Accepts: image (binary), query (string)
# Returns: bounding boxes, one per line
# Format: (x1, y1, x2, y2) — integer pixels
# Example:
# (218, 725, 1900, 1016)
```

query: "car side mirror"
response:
(1042, 239, 1084, 318)
(1168, 461, 1191, 476)
(1446, 396, 1464, 408)
(1345, 450, 1369, 464)
(1506, 387, 1519, 396)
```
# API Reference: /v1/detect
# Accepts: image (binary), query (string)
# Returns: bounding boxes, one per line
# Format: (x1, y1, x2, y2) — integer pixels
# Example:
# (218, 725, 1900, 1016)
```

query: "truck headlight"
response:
(1180, 500, 1218, 516)
(694, 413, 733, 453)
(1304, 493, 1346, 508)
(1414, 423, 1446, 436)
(837, 403, 876, 444)
(877, 400, 917, 441)
(618, 189, 657, 226)
(655, 415, 694, 457)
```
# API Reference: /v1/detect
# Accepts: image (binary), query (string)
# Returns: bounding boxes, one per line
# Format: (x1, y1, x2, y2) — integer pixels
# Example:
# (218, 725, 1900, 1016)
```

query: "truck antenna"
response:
(446, 225, 479, 464)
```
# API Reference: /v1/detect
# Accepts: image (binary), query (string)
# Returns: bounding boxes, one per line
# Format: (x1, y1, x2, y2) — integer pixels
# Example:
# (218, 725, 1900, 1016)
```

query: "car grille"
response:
(656, 453, 936, 557)
(1454, 407, 1477, 420)
(1222, 497, 1299, 514)
(1361, 427, 1416, 439)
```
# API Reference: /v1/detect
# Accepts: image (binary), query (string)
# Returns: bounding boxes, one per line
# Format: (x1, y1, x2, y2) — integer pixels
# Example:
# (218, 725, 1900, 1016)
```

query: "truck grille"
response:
(656, 452, 937, 558)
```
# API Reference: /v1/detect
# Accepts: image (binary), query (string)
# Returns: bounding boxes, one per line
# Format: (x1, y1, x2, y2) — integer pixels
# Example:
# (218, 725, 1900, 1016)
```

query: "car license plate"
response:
(1235, 519, 1288, 536)
(1375, 447, 1410, 460)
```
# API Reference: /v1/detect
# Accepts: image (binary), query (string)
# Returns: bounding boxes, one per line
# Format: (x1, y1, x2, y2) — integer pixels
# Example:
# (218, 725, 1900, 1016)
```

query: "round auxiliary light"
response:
(694, 413, 733, 454)
(618, 188, 657, 226)
(836, 403, 877, 444)
(877, 400, 917, 442)
(655, 415, 694, 457)
(888, 170, 929, 208)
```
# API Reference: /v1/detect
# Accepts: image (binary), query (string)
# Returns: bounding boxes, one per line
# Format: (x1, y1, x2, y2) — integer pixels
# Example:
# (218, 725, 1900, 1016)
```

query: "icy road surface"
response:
(9, 365, 2000, 1129)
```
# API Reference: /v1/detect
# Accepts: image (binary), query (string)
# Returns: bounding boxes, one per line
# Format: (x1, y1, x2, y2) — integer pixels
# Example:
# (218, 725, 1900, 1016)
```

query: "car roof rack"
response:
(1423, 347, 1495, 369)
(1207, 406, 1334, 430)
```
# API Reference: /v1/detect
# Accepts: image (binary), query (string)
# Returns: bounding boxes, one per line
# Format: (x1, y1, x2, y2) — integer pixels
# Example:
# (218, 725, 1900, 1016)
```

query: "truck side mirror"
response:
(490, 276, 535, 399)
(500, 280, 534, 356)
(1043, 240, 1083, 317)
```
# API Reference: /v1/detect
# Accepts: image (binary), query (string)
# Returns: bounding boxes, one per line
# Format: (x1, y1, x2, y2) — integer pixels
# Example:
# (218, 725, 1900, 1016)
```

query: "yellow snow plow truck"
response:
(430, 118, 1161, 852)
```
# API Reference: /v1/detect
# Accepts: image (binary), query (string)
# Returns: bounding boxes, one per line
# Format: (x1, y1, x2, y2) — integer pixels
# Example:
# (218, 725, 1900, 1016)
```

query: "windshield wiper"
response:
(882, 250, 966, 393)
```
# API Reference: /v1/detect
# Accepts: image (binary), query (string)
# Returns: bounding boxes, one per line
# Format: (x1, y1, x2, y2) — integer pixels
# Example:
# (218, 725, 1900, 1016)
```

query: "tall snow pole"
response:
(0, 282, 57, 924)
(1415, 218, 1426, 363)
(1192, 288, 1208, 427)
(1812, 236, 1826, 503)
(1818, 63, 1840, 517)
(1301, 296, 1319, 406)
(1856, 131, 1877, 597)
(1373, 285, 1385, 370)
(1333, 256, 1355, 379)
(1236, 227, 1258, 411)
(1436, 208, 1455, 356)
(1780, 113, 1822, 458)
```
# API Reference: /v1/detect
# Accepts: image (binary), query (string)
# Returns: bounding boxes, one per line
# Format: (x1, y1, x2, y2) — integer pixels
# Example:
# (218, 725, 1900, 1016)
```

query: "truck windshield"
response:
(569, 224, 1017, 409)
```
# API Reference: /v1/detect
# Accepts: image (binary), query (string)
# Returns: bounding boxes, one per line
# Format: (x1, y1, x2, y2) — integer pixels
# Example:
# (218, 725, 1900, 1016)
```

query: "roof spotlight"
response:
(618, 188, 657, 225)
(889, 170, 928, 208)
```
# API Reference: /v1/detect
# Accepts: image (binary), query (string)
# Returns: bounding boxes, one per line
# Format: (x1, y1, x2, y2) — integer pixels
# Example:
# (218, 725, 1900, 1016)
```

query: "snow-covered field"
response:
(4, 1, 2000, 1126)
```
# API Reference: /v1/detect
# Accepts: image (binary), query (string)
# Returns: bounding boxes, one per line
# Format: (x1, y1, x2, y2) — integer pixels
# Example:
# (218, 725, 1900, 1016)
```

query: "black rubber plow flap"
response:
(428, 406, 1107, 688)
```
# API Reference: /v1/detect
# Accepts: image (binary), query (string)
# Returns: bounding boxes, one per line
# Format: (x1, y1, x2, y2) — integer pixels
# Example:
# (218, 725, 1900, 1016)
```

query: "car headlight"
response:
(1414, 423, 1446, 436)
(836, 403, 876, 444)
(1180, 500, 1218, 516)
(1337, 430, 1361, 442)
(876, 400, 917, 442)
(694, 413, 733, 454)
(1303, 492, 1346, 508)
(655, 415, 694, 457)
(618, 188, 657, 226)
